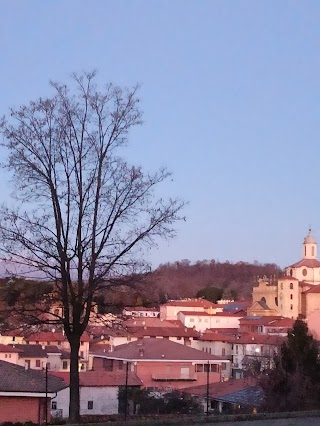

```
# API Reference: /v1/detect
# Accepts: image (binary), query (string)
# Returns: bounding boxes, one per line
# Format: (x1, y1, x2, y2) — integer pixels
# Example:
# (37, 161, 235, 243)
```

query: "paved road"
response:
(191, 417, 320, 426)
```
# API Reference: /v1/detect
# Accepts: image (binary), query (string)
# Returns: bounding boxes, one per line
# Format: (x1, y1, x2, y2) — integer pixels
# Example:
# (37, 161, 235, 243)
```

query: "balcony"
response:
(152, 373, 197, 382)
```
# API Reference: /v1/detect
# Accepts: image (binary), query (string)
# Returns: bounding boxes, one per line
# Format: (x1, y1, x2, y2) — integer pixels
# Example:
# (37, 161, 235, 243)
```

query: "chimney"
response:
(139, 348, 144, 357)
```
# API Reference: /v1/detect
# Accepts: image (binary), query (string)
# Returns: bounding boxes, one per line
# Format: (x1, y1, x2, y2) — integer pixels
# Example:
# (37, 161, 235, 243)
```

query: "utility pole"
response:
(124, 361, 129, 421)
(206, 360, 210, 415)
(45, 362, 48, 425)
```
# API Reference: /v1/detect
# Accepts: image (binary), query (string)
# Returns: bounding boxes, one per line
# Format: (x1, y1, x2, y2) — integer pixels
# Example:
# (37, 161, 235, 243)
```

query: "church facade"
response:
(248, 231, 320, 330)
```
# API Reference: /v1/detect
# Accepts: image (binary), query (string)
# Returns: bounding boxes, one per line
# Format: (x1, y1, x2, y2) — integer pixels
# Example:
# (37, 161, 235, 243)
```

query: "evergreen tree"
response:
(261, 320, 320, 412)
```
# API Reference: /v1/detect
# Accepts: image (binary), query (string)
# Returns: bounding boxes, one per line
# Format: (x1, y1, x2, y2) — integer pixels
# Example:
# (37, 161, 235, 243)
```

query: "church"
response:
(248, 230, 320, 332)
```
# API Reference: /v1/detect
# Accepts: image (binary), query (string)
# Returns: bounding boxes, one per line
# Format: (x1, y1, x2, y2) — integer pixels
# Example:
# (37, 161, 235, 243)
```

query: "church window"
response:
(312, 246, 315, 256)
(302, 269, 307, 277)
(305, 247, 307, 256)
(290, 304, 293, 310)
(290, 283, 293, 289)
(275, 297, 278, 306)
(290, 269, 293, 276)
(280, 283, 283, 290)
(290, 294, 293, 300)
(261, 297, 266, 304)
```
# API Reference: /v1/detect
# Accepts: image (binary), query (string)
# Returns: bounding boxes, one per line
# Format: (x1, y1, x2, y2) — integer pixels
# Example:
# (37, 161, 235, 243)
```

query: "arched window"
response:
(281, 283, 283, 290)
(290, 304, 293, 310)
(290, 283, 293, 289)
(312, 246, 315, 256)
(261, 297, 266, 304)
(290, 294, 293, 300)
(290, 269, 293, 276)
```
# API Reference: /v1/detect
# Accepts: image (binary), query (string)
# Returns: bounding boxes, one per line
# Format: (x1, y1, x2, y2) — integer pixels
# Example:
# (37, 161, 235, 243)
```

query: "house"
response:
(178, 310, 243, 332)
(0, 360, 66, 424)
(229, 334, 284, 378)
(0, 344, 22, 364)
(91, 338, 231, 390)
(10, 344, 62, 371)
(123, 306, 160, 318)
(183, 378, 263, 414)
(50, 370, 142, 418)
(25, 331, 90, 369)
(160, 299, 223, 321)
(192, 331, 233, 368)
(128, 325, 199, 346)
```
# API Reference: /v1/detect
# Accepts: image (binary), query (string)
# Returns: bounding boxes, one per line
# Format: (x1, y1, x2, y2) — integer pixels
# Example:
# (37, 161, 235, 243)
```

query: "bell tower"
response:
(303, 228, 317, 259)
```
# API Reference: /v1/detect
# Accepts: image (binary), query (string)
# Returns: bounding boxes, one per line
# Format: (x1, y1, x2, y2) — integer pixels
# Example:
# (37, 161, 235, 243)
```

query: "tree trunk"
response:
(69, 335, 81, 423)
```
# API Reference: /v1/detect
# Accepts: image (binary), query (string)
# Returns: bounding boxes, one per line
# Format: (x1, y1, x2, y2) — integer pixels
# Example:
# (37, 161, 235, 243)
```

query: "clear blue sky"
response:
(1, 1, 320, 269)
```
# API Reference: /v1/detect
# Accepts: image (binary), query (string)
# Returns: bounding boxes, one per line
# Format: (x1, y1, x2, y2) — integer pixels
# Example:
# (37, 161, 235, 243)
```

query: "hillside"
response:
(111, 259, 283, 307)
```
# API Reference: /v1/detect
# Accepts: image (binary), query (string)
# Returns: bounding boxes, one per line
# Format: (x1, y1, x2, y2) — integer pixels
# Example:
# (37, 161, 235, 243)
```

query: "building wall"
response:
(277, 279, 299, 319)
(0, 352, 20, 364)
(52, 386, 119, 418)
(286, 265, 320, 284)
(0, 396, 47, 424)
(252, 281, 278, 311)
(134, 360, 222, 389)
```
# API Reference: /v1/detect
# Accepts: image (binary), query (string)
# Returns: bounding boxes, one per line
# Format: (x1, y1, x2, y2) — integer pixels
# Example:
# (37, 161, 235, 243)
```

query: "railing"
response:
(152, 373, 197, 381)
(51, 409, 63, 419)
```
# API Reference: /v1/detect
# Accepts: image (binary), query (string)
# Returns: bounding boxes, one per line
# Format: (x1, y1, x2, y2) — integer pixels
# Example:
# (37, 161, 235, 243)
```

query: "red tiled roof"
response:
(240, 316, 283, 326)
(278, 276, 299, 281)
(212, 312, 243, 317)
(178, 311, 211, 316)
(0, 344, 22, 353)
(288, 259, 320, 268)
(124, 306, 159, 312)
(129, 326, 199, 338)
(92, 338, 228, 362)
(183, 378, 257, 398)
(124, 318, 181, 328)
(207, 328, 239, 334)
(50, 371, 142, 387)
(227, 333, 285, 345)
(303, 285, 320, 294)
(164, 299, 218, 308)
(265, 318, 295, 328)
(200, 333, 234, 342)
(24, 332, 65, 342)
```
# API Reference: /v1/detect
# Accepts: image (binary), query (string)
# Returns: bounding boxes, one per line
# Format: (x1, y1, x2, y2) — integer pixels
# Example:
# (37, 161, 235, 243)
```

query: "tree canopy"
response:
(261, 320, 320, 412)
(0, 71, 185, 421)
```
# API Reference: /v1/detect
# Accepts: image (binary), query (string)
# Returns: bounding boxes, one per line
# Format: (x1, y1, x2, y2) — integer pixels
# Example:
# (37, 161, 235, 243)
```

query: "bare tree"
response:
(0, 71, 185, 422)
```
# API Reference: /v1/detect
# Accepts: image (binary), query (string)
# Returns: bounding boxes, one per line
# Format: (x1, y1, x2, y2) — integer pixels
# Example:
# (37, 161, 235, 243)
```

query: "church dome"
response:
(304, 230, 316, 244)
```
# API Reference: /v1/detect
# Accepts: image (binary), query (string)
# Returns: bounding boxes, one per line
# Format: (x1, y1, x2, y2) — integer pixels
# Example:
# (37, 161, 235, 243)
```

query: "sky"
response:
(1, 1, 320, 269)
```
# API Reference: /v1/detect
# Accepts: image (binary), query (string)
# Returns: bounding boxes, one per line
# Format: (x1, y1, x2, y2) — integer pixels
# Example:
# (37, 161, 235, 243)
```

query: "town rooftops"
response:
(228, 333, 285, 345)
(50, 370, 142, 387)
(129, 326, 199, 338)
(124, 306, 159, 312)
(0, 360, 67, 394)
(92, 338, 228, 362)
(183, 377, 257, 398)
(178, 311, 212, 316)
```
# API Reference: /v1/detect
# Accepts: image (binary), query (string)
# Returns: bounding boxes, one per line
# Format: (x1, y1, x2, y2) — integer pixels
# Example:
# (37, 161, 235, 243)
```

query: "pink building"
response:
(91, 338, 230, 390)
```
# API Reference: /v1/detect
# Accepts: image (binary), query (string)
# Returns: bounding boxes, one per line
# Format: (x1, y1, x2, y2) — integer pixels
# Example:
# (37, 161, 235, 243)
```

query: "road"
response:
(191, 417, 320, 426)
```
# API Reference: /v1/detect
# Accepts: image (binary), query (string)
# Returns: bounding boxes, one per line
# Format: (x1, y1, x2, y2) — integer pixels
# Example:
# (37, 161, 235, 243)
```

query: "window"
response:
(199, 318, 202, 322)
(80, 351, 84, 358)
(57, 341, 61, 345)
(222, 348, 226, 356)
(195, 364, 204, 372)
(118, 360, 123, 370)
(290, 304, 293, 310)
(290, 283, 293, 289)
(190, 318, 194, 323)
(4, 354, 7, 358)
(204, 363, 209, 373)
(221, 362, 227, 370)
(88, 401, 93, 410)
(12, 336, 15, 342)
(281, 283, 283, 290)
(302, 269, 307, 277)
(47, 362, 50, 370)
(290, 269, 293, 276)
(210, 364, 218, 372)
(236, 345, 238, 355)
(80, 363, 85, 370)
(312, 246, 315, 256)
(62, 361, 68, 370)
(290, 294, 293, 300)
(103, 359, 114, 371)
(81, 342, 84, 346)
(35, 359, 41, 368)
(52, 401, 57, 410)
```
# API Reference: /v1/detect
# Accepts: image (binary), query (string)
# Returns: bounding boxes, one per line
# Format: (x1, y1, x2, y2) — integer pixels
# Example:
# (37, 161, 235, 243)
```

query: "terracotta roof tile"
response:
(164, 299, 218, 308)
(288, 259, 320, 268)
(92, 338, 228, 362)
(0, 360, 66, 393)
(0, 344, 22, 353)
(50, 370, 142, 387)
(183, 377, 257, 397)
(303, 284, 320, 294)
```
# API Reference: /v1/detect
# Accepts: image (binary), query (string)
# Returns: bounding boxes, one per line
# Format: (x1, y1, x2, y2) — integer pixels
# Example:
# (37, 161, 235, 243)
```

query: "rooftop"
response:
(92, 338, 228, 362)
